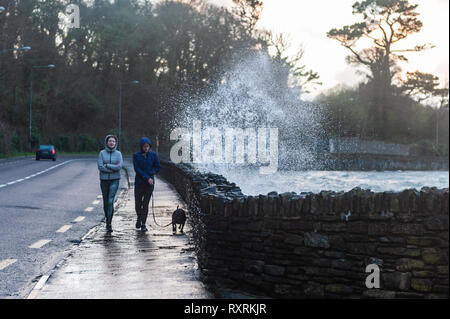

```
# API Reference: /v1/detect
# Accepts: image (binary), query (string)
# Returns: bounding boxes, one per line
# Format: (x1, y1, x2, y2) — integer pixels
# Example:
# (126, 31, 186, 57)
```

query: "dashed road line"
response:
(56, 225, 72, 233)
(84, 207, 93, 212)
(0, 259, 17, 271)
(92, 200, 100, 205)
(73, 216, 85, 223)
(0, 160, 74, 190)
(29, 239, 51, 249)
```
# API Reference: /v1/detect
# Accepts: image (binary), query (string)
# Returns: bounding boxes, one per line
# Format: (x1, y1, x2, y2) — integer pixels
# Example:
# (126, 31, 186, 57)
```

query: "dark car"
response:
(36, 145, 57, 161)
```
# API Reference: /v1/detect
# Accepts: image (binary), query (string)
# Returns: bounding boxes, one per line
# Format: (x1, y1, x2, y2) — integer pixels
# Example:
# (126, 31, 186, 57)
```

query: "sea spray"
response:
(169, 51, 326, 183)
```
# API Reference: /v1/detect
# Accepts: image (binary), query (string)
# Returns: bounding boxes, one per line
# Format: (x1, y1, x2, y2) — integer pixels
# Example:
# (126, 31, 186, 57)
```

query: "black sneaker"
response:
(106, 225, 113, 232)
(136, 220, 141, 229)
(141, 224, 148, 232)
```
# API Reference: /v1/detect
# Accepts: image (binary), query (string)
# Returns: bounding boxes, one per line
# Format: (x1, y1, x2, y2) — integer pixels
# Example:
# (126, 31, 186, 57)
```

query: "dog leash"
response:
(150, 192, 173, 228)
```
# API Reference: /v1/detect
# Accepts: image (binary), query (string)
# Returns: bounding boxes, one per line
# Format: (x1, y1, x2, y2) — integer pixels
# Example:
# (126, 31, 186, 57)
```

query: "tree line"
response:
(0, 0, 448, 157)
(0, 0, 318, 155)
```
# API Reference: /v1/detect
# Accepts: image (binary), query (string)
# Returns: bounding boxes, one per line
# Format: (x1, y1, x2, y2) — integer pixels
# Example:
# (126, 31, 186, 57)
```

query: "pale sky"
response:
(209, 0, 449, 100)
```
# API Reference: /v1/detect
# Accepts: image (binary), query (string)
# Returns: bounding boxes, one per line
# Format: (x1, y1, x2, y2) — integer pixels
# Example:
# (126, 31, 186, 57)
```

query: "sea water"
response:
(214, 169, 449, 195)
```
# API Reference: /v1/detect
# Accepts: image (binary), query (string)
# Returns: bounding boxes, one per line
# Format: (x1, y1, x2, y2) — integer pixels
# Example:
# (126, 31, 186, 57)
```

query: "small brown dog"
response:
(172, 206, 186, 234)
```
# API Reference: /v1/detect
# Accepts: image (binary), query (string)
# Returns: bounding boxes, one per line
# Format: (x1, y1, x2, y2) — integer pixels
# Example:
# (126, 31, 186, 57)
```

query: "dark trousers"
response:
(100, 179, 120, 227)
(135, 183, 154, 225)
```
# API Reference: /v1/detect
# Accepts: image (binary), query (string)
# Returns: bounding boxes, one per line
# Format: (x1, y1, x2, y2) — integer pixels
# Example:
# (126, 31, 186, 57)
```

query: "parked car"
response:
(36, 145, 57, 161)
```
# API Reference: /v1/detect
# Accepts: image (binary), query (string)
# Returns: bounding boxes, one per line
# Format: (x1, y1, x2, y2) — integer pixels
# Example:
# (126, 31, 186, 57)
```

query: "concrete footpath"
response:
(29, 159, 216, 299)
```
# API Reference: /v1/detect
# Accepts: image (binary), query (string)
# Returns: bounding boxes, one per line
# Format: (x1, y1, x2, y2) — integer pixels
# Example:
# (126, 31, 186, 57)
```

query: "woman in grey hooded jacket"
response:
(97, 134, 123, 232)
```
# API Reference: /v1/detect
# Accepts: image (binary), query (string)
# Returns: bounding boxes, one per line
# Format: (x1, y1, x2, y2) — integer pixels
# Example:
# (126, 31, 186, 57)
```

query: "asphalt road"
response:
(0, 156, 127, 298)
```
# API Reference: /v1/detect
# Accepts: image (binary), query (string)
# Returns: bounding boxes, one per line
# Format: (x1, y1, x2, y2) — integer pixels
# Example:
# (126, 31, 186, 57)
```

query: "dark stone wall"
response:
(159, 160, 449, 298)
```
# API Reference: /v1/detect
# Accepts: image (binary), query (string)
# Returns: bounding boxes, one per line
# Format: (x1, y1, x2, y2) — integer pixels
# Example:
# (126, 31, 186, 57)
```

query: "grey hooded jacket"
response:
(98, 135, 123, 180)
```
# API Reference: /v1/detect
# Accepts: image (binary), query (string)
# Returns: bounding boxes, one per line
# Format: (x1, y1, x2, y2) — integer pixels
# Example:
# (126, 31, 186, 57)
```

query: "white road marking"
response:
(73, 216, 85, 223)
(0, 259, 17, 271)
(97, 195, 102, 199)
(56, 225, 72, 233)
(81, 227, 97, 241)
(29, 239, 51, 249)
(0, 160, 74, 189)
(27, 290, 39, 299)
(92, 200, 100, 205)
(84, 207, 93, 212)
(34, 275, 50, 290)
(27, 275, 50, 299)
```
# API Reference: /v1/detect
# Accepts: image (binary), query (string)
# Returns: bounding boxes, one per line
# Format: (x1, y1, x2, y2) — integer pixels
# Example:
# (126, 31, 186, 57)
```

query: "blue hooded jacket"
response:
(133, 137, 161, 187)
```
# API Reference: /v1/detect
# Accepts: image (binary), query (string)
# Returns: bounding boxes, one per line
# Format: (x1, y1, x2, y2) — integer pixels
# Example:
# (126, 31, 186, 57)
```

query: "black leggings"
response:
(135, 184, 154, 225)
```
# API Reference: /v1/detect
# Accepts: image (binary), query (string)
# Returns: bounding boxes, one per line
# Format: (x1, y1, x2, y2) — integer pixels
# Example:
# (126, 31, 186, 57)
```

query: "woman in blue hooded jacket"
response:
(133, 137, 160, 231)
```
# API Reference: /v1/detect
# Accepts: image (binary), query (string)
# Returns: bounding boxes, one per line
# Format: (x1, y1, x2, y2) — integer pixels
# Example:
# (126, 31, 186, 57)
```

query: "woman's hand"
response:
(148, 178, 154, 185)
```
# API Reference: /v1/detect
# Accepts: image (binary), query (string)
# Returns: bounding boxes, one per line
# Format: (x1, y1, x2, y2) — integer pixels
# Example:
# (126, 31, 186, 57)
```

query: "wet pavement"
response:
(30, 160, 216, 299)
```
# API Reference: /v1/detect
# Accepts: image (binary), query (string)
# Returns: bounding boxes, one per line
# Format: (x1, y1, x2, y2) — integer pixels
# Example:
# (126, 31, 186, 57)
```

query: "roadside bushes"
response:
(0, 121, 27, 155)
(48, 135, 103, 153)
(0, 131, 106, 156)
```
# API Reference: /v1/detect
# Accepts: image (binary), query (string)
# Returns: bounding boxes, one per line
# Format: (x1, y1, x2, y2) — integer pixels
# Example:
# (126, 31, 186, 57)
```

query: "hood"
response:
(104, 134, 118, 152)
(139, 137, 151, 147)
(139, 137, 152, 152)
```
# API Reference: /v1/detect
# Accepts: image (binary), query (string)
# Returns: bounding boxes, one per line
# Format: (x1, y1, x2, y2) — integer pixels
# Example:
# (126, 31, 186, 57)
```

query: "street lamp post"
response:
(29, 64, 55, 150)
(118, 80, 139, 150)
